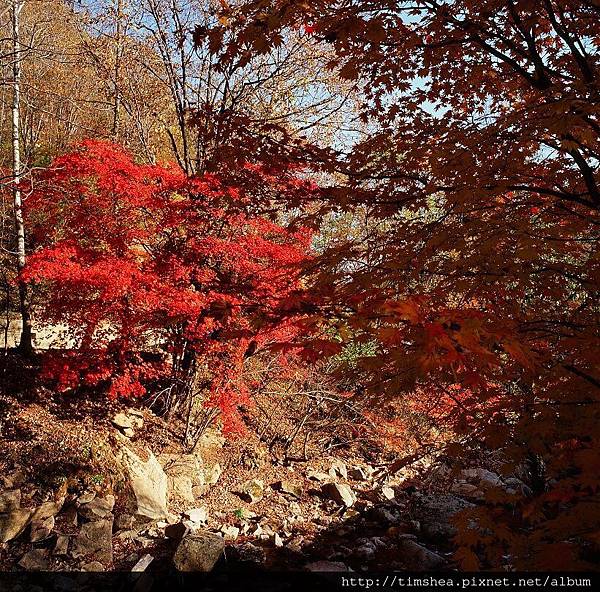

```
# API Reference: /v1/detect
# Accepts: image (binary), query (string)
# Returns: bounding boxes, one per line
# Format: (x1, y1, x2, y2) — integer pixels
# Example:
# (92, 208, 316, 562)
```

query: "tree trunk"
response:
(12, 0, 33, 356)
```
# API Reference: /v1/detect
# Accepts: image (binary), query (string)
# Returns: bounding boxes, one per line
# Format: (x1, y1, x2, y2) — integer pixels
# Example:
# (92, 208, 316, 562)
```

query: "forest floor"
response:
(0, 367, 519, 574)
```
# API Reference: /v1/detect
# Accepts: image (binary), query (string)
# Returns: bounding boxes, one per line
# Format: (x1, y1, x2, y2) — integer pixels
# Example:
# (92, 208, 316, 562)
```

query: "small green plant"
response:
(90, 473, 104, 485)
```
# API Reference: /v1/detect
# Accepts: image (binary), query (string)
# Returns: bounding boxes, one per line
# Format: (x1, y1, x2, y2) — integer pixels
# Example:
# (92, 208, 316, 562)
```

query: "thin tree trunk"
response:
(12, 0, 32, 356)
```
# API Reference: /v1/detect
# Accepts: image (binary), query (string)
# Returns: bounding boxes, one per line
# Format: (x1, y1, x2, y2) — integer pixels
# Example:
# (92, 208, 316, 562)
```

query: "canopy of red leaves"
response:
(209, 0, 600, 568)
(23, 140, 313, 432)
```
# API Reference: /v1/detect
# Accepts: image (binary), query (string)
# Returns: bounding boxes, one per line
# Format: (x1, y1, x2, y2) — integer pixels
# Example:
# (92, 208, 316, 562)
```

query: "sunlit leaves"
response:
(23, 141, 313, 431)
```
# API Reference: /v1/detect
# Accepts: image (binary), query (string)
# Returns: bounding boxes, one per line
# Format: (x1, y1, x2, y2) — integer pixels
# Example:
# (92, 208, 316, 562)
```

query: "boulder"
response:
(397, 538, 446, 570)
(307, 470, 330, 482)
(159, 453, 204, 504)
(184, 507, 208, 524)
(414, 494, 475, 543)
(329, 460, 348, 479)
(0, 490, 21, 512)
(238, 479, 264, 503)
(32, 499, 64, 522)
(54, 534, 70, 556)
(305, 561, 352, 572)
(72, 518, 114, 565)
(204, 463, 222, 486)
(322, 483, 356, 507)
(220, 525, 240, 541)
(79, 495, 115, 520)
(173, 531, 225, 572)
(30, 516, 55, 542)
(81, 561, 105, 571)
(18, 548, 50, 570)
(0, 508, 33, 542)
(123, 448, 168, 519)
(274, 480, 302, 499)
(132, 554, 154, 572)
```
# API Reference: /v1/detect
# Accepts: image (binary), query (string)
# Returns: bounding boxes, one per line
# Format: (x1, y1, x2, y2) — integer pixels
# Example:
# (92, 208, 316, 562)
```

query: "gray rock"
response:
(32, 499, 64, 521)
(329, 460, 348, 479)
(30, 516, 55, 542)
(274, 480, 302, 499)
(238, 479, 264, 503)
(415, 494, 475, 542)
(451, 482, 484, 500)
(398, 538, 446, 570)
(0, 508, 33, 542)
(159, 454, 204, 504)
(72, 518, 113, 565)
(112, 412, 134, 430)
(184, 507, 208, 524)
(54, 534, 70, 555)
(220, 525, 239, 541)
(204, 463, 222, 486)
(173, 530, 225, 572)
(305, 560, 352, 572)
(18, 548, 50, 570)
(115, 513, 135, 531)
(322, 483, 356, 507)
(123, 447, 168, 520)
(0, 490, 21, 512)
(132, 553, 153, 572)
(79, 495, 115, 520)
(81, 561, 105, 571)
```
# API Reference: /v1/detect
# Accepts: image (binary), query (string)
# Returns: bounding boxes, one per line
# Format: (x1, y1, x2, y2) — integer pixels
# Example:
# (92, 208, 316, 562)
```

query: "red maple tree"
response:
(23, 140, 314, 433)
(210, 0, 600, 569)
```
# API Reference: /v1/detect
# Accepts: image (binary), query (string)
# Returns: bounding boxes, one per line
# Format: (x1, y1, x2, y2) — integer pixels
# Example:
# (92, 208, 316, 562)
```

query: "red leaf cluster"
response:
(23, 140, 313, 432)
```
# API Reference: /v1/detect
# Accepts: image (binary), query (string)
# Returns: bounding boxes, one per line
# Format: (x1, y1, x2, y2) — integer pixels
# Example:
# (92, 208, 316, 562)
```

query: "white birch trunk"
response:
(11, 0, 32, 354)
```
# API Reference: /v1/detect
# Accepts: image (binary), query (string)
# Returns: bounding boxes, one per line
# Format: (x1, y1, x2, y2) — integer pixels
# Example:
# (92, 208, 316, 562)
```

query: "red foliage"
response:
(23, 140, 313, 432)
(208, 0, 600, 567)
